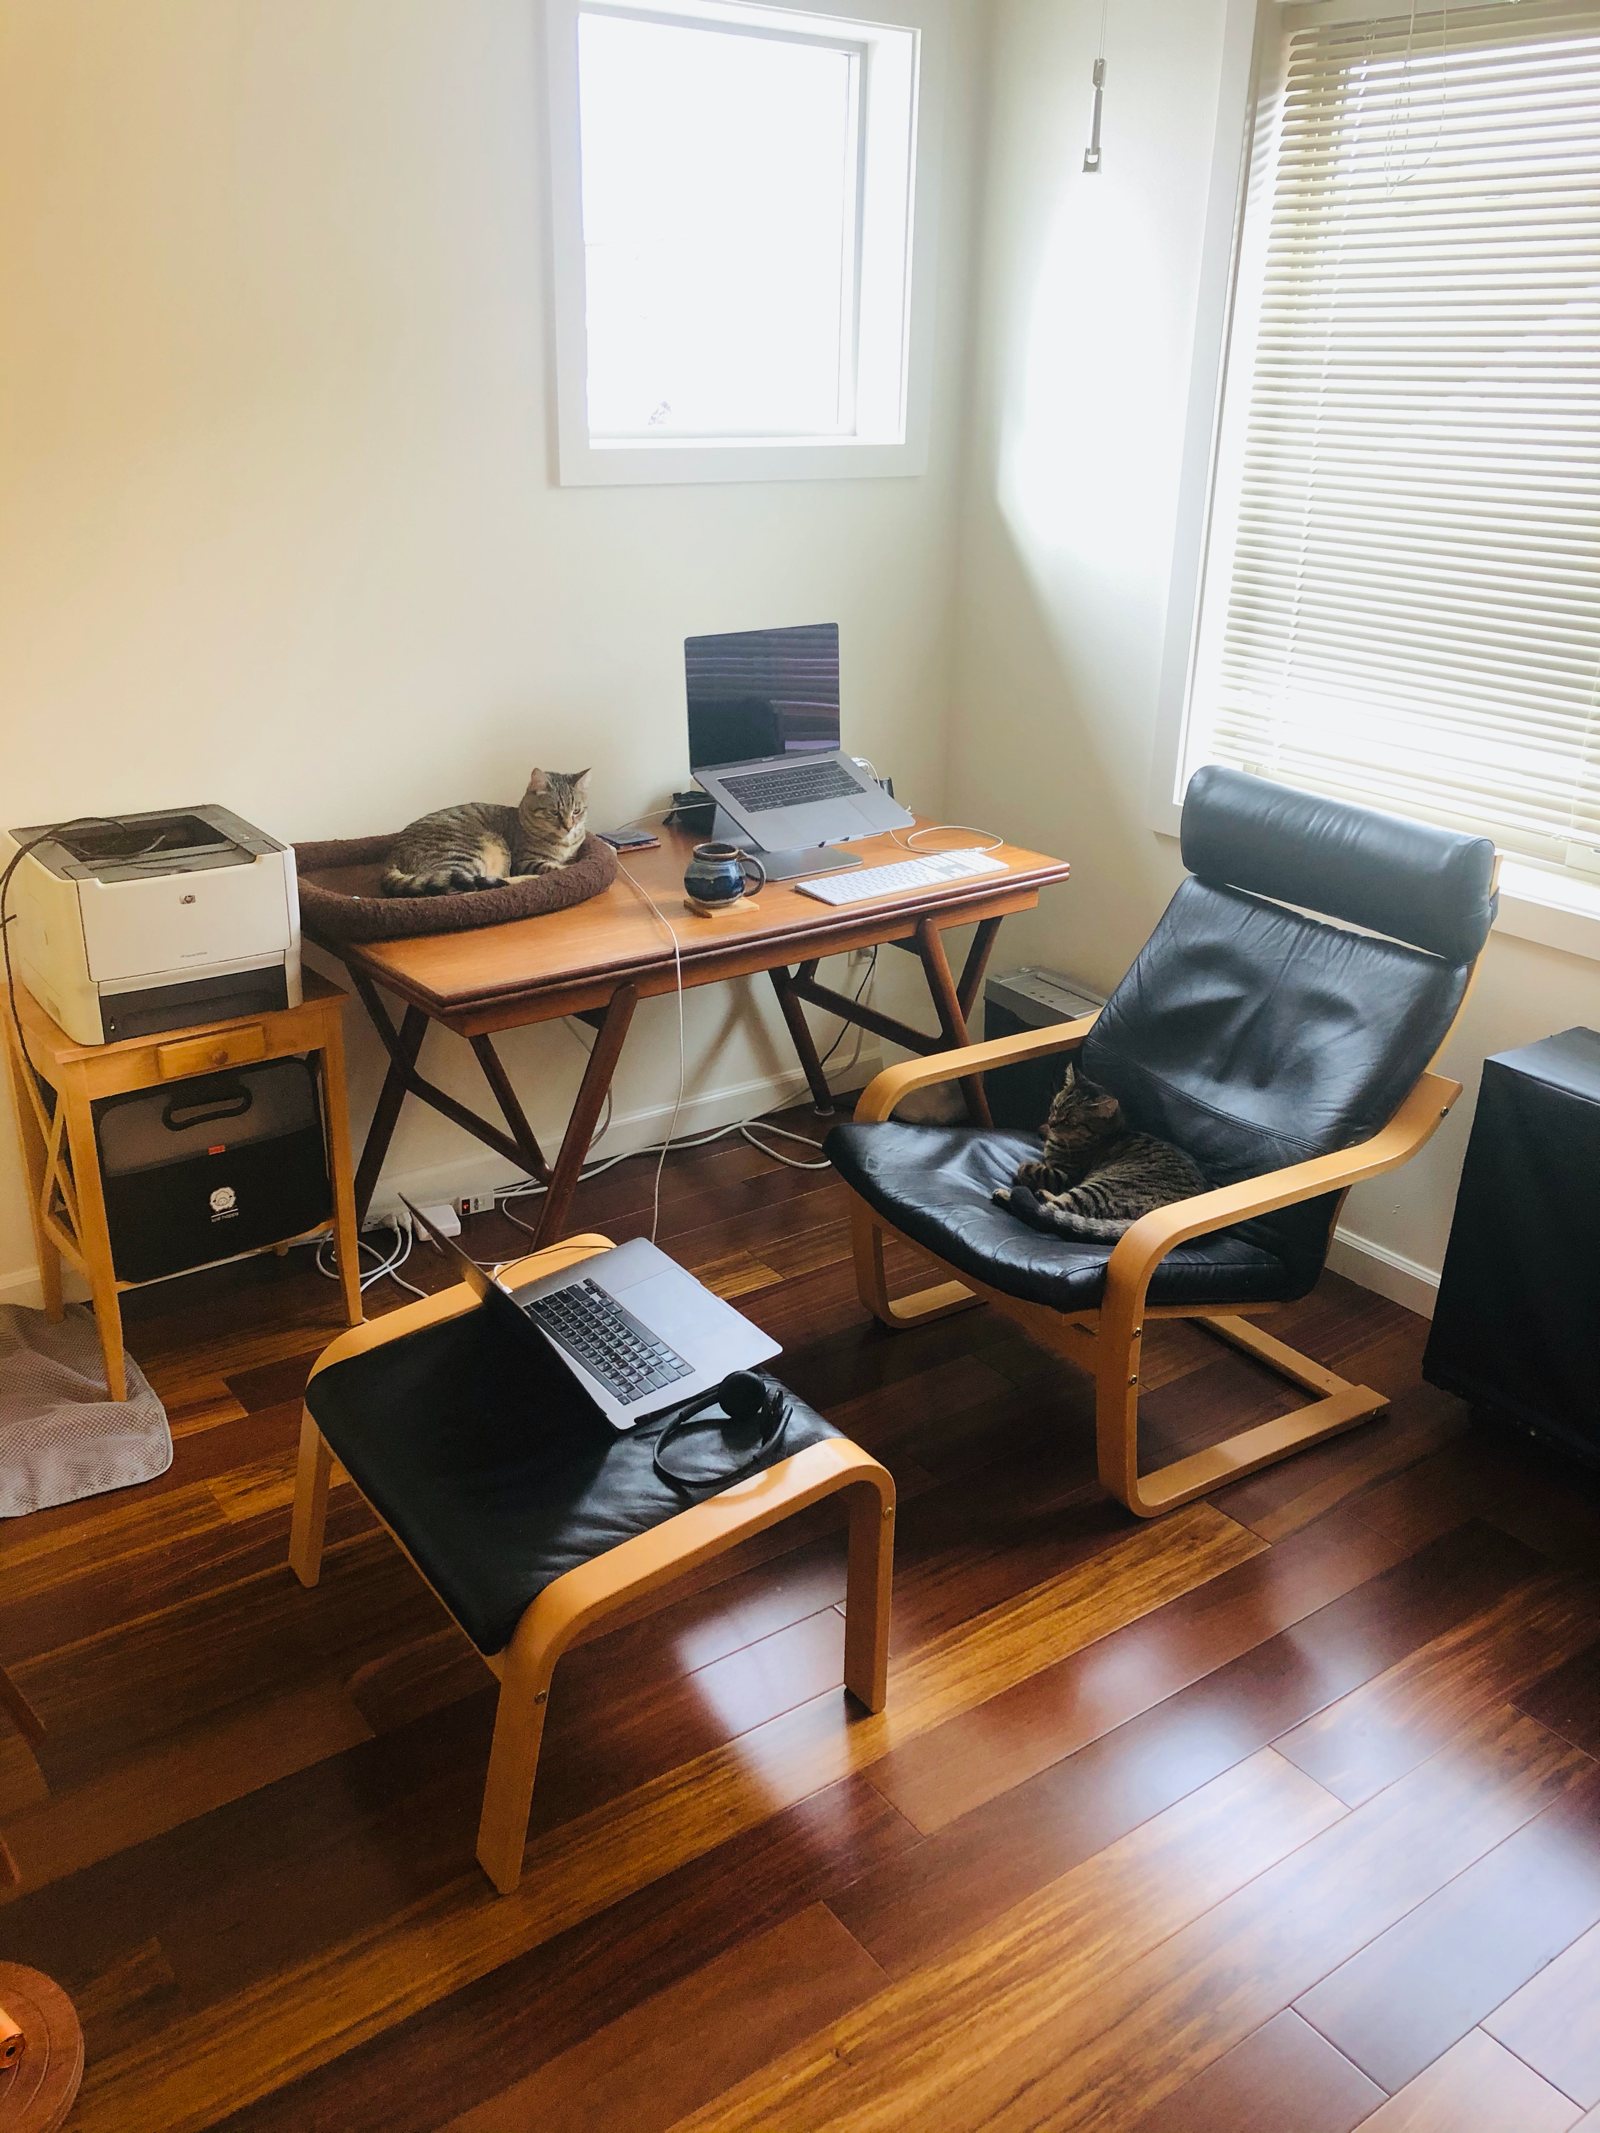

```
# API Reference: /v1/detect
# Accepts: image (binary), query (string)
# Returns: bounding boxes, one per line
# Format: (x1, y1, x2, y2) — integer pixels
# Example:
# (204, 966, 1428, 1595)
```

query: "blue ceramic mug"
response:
(684, 841, 766, 910)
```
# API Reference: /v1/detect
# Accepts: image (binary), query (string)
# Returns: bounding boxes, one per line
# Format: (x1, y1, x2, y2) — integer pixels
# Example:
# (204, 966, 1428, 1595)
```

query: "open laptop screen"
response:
(686, 624, 840, 771)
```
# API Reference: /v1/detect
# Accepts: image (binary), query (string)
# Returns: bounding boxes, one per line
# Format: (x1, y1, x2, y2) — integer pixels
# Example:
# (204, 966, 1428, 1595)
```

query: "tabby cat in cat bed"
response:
(383, 769, 591, 895)
(994, 1063, 1205, 1241)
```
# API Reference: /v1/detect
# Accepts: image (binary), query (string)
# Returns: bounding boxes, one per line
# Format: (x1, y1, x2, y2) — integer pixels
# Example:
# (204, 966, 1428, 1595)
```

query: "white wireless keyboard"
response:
(795, 847, 1007, 905)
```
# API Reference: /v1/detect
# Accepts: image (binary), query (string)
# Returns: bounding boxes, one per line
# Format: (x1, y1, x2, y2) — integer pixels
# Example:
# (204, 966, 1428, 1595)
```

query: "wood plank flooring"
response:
(3, 1108, 1600, 2131)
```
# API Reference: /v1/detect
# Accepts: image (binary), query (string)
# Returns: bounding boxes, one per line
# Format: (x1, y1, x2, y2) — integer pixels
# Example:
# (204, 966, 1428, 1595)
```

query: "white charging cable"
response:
(892, 822, 1005, 854)
(316, 1218, 427, 1301)
(614, 853, 687, 1243)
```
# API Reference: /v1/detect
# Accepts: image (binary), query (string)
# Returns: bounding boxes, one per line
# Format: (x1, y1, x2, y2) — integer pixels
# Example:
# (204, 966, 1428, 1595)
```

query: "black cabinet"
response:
(1423, 1027, 1600, 1467)
(94, 1058, 332, 1283)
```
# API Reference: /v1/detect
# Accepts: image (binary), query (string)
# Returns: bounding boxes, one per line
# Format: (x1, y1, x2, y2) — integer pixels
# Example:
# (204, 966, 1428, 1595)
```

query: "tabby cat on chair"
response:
(383, 769, 591, 895)
(995, 1063, 1205, 1240)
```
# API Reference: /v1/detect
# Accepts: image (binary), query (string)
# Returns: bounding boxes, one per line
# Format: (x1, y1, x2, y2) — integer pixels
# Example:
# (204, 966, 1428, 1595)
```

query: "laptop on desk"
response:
(686, 624, 913, 874)
(403, 1201, 778, 1430)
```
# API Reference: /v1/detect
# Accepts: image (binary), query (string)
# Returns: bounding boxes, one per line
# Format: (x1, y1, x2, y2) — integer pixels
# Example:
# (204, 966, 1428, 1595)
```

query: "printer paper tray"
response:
(99, 964, 290, 1045)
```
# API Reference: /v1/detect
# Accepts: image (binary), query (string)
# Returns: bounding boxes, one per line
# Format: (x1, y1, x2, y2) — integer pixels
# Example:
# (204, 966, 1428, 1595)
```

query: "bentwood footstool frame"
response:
(288, 1235, 895, 1894)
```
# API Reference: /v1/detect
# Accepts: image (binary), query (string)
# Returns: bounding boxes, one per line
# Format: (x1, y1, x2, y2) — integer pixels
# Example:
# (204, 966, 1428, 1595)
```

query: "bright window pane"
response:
(578, 11, 859, 439)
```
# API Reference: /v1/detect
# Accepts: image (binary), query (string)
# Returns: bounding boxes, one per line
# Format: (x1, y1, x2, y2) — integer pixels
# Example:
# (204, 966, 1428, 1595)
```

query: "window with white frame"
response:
(545, 0, 935, 484)
(1166, 0, 1600, 883)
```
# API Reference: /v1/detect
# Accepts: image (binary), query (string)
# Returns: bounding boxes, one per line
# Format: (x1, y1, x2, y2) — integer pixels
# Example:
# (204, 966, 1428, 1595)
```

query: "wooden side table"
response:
(1, 972, 363, 1400)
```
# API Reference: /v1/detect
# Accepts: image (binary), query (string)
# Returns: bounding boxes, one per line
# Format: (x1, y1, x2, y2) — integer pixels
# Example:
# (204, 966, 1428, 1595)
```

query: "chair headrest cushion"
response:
(1180, 766, 1497, 963)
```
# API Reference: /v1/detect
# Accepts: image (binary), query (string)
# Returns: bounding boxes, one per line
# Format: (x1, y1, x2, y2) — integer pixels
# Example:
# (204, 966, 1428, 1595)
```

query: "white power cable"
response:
(492, 1113, 833, 1237)
(316, 1218, 427, 1301)
(737, 1119, 832, 1170)
(892, 821, 1004, 855)
(612, 854, 687, 1244)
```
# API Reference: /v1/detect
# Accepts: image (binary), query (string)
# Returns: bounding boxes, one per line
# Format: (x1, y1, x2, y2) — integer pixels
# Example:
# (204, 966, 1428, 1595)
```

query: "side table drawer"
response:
(154, 1024, 269, 1081)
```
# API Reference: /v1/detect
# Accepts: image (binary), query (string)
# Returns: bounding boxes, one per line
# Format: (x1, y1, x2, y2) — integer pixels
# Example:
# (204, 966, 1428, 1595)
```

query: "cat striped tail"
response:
(1000, 1187, 1134, 1242)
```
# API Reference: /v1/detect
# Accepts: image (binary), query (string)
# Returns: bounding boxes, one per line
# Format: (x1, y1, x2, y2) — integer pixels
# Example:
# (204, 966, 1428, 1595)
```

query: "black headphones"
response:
(652, 1370, 790, 1490)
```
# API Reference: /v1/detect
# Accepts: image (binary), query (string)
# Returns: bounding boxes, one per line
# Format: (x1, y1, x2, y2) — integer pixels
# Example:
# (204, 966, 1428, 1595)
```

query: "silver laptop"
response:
(403, 1201, 778, 1430)
(686, 623, 914, 854)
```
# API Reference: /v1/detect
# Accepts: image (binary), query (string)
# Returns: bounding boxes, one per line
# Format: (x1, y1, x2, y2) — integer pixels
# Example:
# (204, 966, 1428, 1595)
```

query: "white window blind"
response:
(1183, 0, 1600, 877)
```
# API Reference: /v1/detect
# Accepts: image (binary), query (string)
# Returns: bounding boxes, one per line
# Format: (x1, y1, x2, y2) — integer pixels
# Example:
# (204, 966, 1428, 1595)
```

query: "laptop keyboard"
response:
(719, 759, 862, 813)
(525, 1278, 693, 1405)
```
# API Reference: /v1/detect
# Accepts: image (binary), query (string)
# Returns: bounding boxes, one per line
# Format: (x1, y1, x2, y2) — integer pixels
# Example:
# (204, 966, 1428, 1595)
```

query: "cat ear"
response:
(527, 769, 549, 793)
(572, 769, 591, 787)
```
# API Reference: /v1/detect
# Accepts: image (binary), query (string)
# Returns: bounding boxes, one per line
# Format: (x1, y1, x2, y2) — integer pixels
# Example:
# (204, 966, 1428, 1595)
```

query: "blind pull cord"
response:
(1083, 1, 1108, 174)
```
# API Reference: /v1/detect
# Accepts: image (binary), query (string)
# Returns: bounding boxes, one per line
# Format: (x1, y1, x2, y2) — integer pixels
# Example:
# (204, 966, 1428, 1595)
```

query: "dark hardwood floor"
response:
(3, 1108, 1599, 2131)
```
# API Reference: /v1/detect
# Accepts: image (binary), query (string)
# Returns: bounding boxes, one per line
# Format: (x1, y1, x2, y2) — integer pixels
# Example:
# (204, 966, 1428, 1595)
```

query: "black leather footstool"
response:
(288, 1234, 895, 1892)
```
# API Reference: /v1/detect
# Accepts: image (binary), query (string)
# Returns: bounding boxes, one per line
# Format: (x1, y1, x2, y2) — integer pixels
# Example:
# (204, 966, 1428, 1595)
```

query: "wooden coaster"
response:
(681, 893, 748, 917)
(0, 1966, 83, 2133)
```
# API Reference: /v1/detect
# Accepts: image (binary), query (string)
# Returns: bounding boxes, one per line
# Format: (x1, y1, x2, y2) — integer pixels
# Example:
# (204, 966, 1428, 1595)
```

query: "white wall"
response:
(0, 0, 981, 1296)
(949, 0, 1600, 1307)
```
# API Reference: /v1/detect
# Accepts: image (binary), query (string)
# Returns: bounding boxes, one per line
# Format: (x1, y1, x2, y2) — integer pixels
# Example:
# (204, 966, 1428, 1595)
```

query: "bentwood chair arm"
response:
(854, 1013, 1101, 1124)
(1097, 1069, 1463, 1342)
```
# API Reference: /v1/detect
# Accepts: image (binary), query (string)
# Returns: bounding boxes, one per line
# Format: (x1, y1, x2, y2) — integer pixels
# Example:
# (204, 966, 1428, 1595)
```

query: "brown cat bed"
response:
(294, 831, 618, 943)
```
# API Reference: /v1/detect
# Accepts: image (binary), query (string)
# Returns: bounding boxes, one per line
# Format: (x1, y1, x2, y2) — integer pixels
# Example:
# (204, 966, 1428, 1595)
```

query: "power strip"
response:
(458, 1191, 496, 1217)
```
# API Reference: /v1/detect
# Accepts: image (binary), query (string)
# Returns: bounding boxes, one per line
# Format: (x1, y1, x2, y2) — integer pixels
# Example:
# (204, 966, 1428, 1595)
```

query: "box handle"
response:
(163, 1084, 252, 1131)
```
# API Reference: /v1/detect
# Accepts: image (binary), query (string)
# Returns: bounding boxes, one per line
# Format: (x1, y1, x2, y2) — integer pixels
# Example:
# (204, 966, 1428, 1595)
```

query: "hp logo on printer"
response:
(209, 1185, 239, 1220)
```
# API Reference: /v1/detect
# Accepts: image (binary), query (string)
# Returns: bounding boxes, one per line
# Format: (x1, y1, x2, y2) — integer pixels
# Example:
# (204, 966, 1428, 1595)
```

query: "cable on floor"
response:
(316, 1218, 427, 1301)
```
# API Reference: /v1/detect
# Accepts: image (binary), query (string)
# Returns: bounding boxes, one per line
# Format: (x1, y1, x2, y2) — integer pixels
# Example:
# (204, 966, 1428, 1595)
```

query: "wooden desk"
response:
(1, 972, 364, 1399)
(311, 819, 1070, 1245)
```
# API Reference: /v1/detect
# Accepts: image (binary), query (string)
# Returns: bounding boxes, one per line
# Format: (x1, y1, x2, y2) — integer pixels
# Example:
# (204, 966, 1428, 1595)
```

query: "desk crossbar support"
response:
(351, 975, 545, 1223)
(470, 1035, 551, 1188)
(786, 914, 1002, 1124)
(339, 900, 1025, 1232)
(533, 982, 637, 1246)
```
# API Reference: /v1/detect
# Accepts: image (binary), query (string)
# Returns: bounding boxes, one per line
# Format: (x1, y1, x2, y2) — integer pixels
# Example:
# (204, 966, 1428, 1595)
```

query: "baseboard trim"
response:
(0, 1052, 881, 1313)
(1327, 1226, 1440, 1319)
(0, 1265, 90, 1312)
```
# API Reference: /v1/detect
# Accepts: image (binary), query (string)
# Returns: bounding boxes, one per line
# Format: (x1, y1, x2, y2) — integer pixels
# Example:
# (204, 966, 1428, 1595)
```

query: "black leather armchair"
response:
(825, 768, 1499, 1516)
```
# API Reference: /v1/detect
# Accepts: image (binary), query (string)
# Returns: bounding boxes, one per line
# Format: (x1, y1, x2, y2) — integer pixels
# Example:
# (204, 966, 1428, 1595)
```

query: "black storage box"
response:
(984, 967, 1105, 1131)
(94, 1057, 332, 1283)
(1424, 1027, 1600, 1469)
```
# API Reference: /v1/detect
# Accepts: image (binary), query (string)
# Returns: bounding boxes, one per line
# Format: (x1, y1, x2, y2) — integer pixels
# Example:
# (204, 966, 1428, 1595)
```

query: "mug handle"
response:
(739, 852, 767, 894)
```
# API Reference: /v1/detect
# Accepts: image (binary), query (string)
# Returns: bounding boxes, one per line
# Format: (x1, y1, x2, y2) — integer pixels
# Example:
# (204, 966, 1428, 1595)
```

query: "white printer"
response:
(2, 806, 301, 1045)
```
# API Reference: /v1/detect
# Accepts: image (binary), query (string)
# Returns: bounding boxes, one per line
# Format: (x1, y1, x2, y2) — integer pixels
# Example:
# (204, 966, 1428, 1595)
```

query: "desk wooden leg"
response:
(353, 999, 428, 1225)
(916, 917, 993, 1126)
(769, 964, 836, 1115)
(317, 1012, 364, 1328)
(58, 1069, 126, 1402)
(956, 916, 1004, 1023)
(536, 983, 638, 1247)
(2, 1024, 63, 1320)
(471, 1035, 551, 1182)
